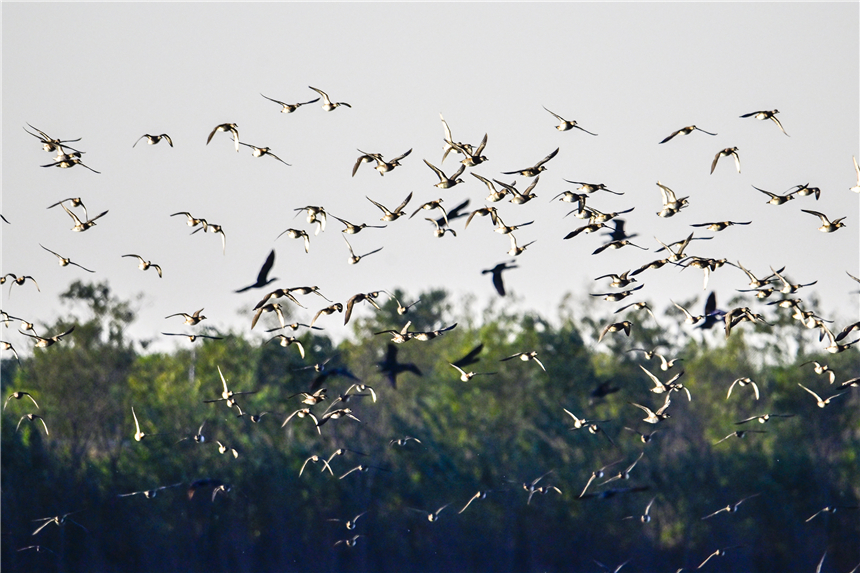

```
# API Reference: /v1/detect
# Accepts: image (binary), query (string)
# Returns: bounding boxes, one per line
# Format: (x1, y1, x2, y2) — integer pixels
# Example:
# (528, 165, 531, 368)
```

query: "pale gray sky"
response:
(2, 2, 858, 353)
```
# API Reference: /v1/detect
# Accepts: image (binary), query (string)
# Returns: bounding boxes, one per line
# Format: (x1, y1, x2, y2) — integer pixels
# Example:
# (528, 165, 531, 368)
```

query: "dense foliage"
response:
(2, 282, 858, 573)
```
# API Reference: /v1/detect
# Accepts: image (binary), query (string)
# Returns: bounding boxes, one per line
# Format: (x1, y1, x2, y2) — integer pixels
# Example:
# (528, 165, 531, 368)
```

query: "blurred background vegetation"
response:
(2, 281, 858, 572)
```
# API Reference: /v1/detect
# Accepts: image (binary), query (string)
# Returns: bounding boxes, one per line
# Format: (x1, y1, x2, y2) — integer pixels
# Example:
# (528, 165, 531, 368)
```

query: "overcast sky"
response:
(2, 3, 858, 354)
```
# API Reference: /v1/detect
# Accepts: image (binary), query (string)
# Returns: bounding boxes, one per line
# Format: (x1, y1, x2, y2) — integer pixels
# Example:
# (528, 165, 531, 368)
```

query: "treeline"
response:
(2, 281, 859, 573)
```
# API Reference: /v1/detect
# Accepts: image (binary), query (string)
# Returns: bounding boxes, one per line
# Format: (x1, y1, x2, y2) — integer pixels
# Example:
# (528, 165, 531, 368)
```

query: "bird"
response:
(170, 211, 206, 229)
(578, 459, 624, 497)
(338, 464, 388, 480)
(502, 148, 559, 177)
(266, 335, 305, 358)
(133, 133, 173, 148)
(501, 351, 545, 371)
(599, 452, 644, 485)
(591, 284, 644, 302)
(39, 245, 94, 272)
(458, 133, 488, 167)
(409, 503, 452, 522)
(364, 148, 413, 175)
(299, 455, 333, 476)
(472, 173, 509, 202)
(543, 107, 597, 134)
(805, 505, 860, 522)
(449, 363, 496, 381)
(593, 240, 647, 255)
(177, 421, 207, 444)
(701, 494, 761, 519)
(623, 427, 662, 444)
(216, 441, 239, 459)
(260, 92, 320, 113)
(3, 274, 40, 295)
(507, 234, 535, 257)
(41, 154, 100, 173)
(327, 511, 367, 529)
(383, 290, 421, 315)
(622, 497, 657, 523)
(424, 159, 465, 189)
(309, 303, 343, 328)
(16, 413, 49, 435)
(295, 205, 326, 235)
(330, 214, 387, 234)
(342, 236, 383, 265)
(753, 185, 797, 205)
(697, 546, 745, 569)
(308, 86, 351, 111)
(344, 292, 383, 325)
(459, 490, 496, 514)
(629, 394, 672, 424)
(238, 142, 291, 166)
(165, 309, 206, 326)
(659, 125, 717, 143)
(31, 512, 88, 536)
(206, 123, 240, 152)
(563, 180, 624, 196)
(740, 109, 788, 136)
(390, 436, 422, 447)
(333, 535, 364, 548)
(690, 220, 751, 232)
(598, 321, 633, 343)
(24, 123, 83, 153)
(482, 261, 518, 296)
(789, 183, 821, 200)
(714, 430, 766, 445)
(281, 408, 320, 432)
(4, 391, 39, 410)
(367, 192, 413, 221)
(377, 343, 422, 388)
(710, 147, 740, 174)
(276, 228, 310, 253)
(235, 250, 278, 293)
(735, 413, 794, 425)
(117, 482, 183, 498)
(161, 332, 223, 343)
(54, 201, 108, 232)
(122, 254, 162, 278)
(19, 326, 74, 349)
(798, 383, 845, 408)
(410, 198, 448, 225)
(727, 377, 760, 400)
(522, 471, 562, 504)
(801, 209, 846, 233)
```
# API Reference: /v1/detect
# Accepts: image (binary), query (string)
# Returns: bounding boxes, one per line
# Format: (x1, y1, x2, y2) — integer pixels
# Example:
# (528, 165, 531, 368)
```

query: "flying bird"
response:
(308, 86, 351, 111)
(482, 261, 518, 296)
(543, 107, 597, 135)
(740, 109, 788, 136)
(206, 123, 239, 152)
(133, 133, 173, 147)
(659, 125, 717, 143)
(260, 92, 320, 113)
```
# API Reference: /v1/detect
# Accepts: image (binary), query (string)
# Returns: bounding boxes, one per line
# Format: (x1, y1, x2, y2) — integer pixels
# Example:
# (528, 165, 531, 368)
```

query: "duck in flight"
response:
(659, 125, 717, 143)
(740, 109, 788, 136)
(308, 86, 351, 111)
(238, 142, 291, 166)
(235, 250, 278, 293)
(710, 147, 740, 174)
(122, 255, 162, 278)
(133, 134, 173, 148)
(206, 123, 239, 152)
(502, 147, 559, 177)
(260, 92, 320, 113)
(482, 261, 518, 296)
(543, 107, 597, 135)
(40, 245, 95, 272)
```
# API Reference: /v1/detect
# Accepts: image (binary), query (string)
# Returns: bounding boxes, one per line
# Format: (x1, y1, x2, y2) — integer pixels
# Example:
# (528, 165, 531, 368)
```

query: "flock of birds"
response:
(3, 85, 860, 571)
